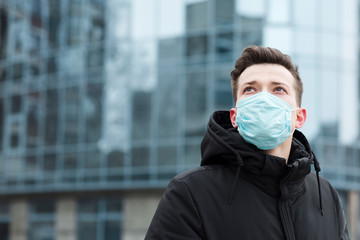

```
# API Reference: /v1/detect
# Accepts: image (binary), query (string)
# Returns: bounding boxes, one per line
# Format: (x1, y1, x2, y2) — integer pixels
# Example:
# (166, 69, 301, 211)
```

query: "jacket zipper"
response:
(279, 165, 297, 240)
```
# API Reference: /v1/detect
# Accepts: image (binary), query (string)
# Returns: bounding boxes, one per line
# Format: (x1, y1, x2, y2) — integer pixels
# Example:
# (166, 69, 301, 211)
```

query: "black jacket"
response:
(145, 111, 350, 240)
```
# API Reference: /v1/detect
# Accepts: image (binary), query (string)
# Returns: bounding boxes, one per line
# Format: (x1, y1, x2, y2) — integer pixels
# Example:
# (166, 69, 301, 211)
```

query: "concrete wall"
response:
(122, 192, 162, 240)
(56, 197, 77, 240)
(10, 199, 28, 240)
(348, 191, 359, 240)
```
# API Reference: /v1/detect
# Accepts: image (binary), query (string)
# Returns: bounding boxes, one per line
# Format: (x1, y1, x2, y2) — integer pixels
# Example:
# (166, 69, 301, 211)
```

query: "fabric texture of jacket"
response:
(145, 111, 350, 240)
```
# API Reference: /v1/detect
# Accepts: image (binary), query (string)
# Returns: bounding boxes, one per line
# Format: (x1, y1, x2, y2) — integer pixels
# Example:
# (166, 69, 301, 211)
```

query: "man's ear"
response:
(295, 108, 307, 129)
(230, 108, 238, 128)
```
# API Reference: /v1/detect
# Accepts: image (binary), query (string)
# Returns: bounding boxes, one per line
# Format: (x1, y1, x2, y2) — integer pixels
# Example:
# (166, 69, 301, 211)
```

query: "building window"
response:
(28, 199, 55, 240)
(11, 94, 22, 114)
(64, 87, 80, 145)
(0, 66, 6, 83)
(0, 7, 8, 60)
(45, 89, 58, 146)
(12, 62, 23, 81)
(5, 117, 22, 150)
(0, 202, 9, 240)
(157, 145, 178, 179)
(88, 0, 105, 42)
(131, 146, 150, 180)
(26, 91, 41, 148)
(214, 68, 233, 109)
(185, 70, 207, 137)
(215, 32, 234, 62)
(215, 0, 235, 28)
(131, 91, 152, 140)
(67, 1, 83, 46)
(43, 152, 56, 172)
(157, 74, 179, 139)
(0, 97, 3, 151)
(85, 83, 103, 143)
(186, 1, 209, 31)
(86, 48, 104, 68)
(78, 198, 123, 240)
(236, 16, 263, 51)
(186, 35, 208, 59)
(158, 38, 181, 62)
(47, 0, 60, 49)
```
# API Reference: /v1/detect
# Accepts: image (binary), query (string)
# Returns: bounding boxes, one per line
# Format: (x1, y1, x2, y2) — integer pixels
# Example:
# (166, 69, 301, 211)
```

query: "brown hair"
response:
(231, 46, 303, 106)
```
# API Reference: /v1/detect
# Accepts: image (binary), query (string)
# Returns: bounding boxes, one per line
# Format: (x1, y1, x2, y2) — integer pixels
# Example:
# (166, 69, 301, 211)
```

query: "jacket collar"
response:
(201, 111, 314, 198)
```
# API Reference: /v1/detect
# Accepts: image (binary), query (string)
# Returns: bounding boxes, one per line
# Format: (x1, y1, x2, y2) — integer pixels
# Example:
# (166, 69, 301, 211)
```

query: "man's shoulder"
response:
(305, 171, 339, 199)
(173, 164, 224, 182)
(305, 171, 332, 187)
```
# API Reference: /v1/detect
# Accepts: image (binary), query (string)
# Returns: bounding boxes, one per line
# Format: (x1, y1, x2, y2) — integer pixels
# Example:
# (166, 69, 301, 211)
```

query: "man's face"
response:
(236, 63, 298, 107)
(230, 63, 306, 131)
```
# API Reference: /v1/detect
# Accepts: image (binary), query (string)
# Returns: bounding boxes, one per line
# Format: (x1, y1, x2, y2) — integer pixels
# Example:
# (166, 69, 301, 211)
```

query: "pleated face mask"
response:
(235, 92, 298, 150)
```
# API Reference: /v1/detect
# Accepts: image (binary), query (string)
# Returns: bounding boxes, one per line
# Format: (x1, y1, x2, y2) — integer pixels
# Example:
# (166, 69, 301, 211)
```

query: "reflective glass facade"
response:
(0, 0, 360, 238)
(28, 199, 55, 240)
(0, 0, 358, 193)
(77, 198, 123, 240)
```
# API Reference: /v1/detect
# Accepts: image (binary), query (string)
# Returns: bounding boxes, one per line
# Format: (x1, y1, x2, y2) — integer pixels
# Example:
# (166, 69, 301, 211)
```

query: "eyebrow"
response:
(241, 80, 290, 88)
(271, 81, 290, 88)
(241, 80, 257, 86)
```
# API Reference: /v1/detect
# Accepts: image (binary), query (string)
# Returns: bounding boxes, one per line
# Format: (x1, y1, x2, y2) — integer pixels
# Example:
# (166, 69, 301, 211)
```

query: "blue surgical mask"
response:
(235, 92, 298, 150)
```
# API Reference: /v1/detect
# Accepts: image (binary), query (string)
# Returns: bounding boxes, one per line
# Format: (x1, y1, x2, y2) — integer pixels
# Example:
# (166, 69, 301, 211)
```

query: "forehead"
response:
(239, 63, 295, 86)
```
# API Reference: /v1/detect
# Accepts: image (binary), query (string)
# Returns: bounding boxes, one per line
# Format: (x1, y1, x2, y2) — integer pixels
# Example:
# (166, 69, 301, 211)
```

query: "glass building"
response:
(0, 0, 359, 239)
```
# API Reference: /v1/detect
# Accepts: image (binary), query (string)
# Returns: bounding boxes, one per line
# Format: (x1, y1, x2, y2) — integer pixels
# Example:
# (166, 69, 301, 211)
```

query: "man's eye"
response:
(274, 87, 285, 92)
(244, 87, 255, 92)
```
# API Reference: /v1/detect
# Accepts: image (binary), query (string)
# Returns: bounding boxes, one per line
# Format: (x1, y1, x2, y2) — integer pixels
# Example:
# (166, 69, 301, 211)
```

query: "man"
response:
(145, 46, 350, 239)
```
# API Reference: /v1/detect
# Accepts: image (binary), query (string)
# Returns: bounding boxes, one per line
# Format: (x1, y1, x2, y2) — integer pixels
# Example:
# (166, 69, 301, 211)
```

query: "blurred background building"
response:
(0, 0, 359, 239)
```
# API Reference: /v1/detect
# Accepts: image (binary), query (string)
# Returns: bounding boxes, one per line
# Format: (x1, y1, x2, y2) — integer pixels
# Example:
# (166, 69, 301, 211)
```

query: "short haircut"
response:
(230, 46, 303, 106)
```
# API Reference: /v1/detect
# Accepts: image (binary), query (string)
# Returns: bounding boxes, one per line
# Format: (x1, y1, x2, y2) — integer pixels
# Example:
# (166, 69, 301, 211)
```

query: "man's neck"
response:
(263, 136, 293, 163)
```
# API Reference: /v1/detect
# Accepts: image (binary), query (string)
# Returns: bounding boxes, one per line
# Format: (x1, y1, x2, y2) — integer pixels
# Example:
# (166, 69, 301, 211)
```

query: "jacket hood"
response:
(201, 111, 314, 168)
(200, 111, 318, 199)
